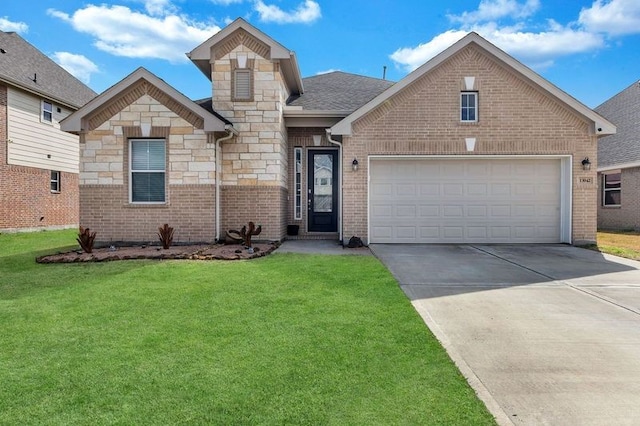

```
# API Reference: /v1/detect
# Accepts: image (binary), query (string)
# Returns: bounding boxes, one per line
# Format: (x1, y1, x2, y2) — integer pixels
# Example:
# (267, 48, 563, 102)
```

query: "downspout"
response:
(325, 129, 343, 243)
(215, 125, 238, 242)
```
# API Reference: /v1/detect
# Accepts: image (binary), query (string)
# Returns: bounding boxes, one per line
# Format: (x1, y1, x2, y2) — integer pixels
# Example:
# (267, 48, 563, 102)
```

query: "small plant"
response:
(158, 224, 174, 249)
(76, 226, 96, 253)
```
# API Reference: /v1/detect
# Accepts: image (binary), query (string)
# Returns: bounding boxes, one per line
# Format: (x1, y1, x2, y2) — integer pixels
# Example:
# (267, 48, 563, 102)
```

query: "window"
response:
(42, 100, 53, 123)
(294, 147, 302, 220)
(50, 171, 60, 192)
(602, 171, 621, 206)
(234, 69, 251, 100)
(461, 92, 478, 122)
(130, 139, 166, 203)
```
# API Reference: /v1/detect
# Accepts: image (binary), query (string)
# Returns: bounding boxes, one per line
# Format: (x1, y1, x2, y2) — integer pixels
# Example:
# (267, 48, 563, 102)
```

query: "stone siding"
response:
(79, 91, 216, 242)
(211, 46, 288, 188)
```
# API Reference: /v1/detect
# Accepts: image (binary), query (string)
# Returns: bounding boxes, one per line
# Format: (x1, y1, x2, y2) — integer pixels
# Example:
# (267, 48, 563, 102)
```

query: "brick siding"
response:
(81, 184, 215, 244)
(597, 167, 640, 230)
(221, 185, 287, 241)
(0, 84, 79, 231)
(340, 44, 597, 244)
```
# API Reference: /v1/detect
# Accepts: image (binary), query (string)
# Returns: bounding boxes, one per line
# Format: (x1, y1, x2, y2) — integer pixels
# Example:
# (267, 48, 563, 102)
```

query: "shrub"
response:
(158, 224, 174, 249)
(76, 227, 96, 253)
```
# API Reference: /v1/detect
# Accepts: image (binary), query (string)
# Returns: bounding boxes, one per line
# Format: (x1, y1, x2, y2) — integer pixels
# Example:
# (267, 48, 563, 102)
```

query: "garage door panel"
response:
(491, 183, 511, 196)
(370, 158, 562, 243)
(443, 205, 464, 217)
(468, 183, 488, 195)
(396, 184, 417, 197)
(467, 227, 488, 238)
(371, 183, 392, 197)
(444, 184, 464, 196)
(371, 203, 393, 218)
(419, 205, 440, 217)
(420, 184, 440, 196)
(468, 206, 487, 217)
(420, 227, 440, 238)
(396, 227, 417, 239)
(396, 205, 416, 217)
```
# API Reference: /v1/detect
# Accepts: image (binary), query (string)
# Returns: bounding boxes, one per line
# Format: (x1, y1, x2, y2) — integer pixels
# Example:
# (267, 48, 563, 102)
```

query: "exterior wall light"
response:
(352, 158, 359, 171)
(581, 157, 591, 171)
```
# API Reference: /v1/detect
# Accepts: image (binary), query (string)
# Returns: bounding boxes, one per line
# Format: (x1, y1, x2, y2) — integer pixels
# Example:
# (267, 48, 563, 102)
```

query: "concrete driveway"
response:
(370, 244, 640, 426)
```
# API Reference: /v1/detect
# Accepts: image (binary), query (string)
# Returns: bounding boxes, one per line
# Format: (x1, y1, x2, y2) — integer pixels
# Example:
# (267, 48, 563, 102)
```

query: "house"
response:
(595, 81, 640, 231)
(61, 18, 614, 246)
(0, 30, 96, 232)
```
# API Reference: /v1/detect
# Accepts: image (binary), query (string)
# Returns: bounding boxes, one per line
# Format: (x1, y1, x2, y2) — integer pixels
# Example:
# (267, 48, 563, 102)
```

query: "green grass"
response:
(583, 230, 640, 260)
(0, 230, 494, 425)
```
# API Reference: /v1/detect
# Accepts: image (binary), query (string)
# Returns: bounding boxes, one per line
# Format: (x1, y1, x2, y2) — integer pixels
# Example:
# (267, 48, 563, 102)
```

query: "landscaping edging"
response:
(36, 242, 280, 263)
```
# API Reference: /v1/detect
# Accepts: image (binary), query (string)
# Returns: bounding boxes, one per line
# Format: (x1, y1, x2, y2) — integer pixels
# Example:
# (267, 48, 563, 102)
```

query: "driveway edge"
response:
(410, 299, 514, 426)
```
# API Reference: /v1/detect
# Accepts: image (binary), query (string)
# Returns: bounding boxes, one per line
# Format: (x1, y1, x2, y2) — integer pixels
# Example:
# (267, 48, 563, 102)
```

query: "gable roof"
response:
(287, 71, 394, 111)
(187, 17, 303, 96)
(595, 80, 640, 171)
(60, 67, 229, 134)
(331, 32, 616, 137)
(0, 30, 96, 109)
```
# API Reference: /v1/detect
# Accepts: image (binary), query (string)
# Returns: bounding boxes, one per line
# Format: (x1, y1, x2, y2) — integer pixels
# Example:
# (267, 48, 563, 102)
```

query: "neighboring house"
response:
(595, 81, 640, 230)
(0, 30, 96, 232)
(61, 18, 614, 246)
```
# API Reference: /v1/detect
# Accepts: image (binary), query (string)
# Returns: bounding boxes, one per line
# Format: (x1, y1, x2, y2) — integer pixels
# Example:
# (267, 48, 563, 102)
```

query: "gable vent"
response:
(234, 69, 251, 100)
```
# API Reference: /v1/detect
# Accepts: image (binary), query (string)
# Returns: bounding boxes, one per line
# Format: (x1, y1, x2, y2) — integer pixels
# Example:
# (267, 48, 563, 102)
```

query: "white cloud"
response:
(391, 30, 469, 72)
(210, 0, 245, 4)
(316, 69, 340, 75)
(52, 52, 99, 84)
(449, 0, 540, 25)
(0, 16, 28, 33)
(254, 0, 321, 24)
(391, 0, 615, 73)
(579, 0, 640, 36)
(48, 5, 220, 62)
(143, 0, 177, 16)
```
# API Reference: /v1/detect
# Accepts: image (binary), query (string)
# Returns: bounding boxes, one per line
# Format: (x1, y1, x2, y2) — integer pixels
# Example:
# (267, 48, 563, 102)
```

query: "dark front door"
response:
(308, 149, 338, 232)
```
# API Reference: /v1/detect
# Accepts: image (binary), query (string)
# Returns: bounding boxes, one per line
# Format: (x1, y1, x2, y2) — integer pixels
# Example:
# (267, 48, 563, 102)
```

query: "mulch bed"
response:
(36, 242, 280, 263)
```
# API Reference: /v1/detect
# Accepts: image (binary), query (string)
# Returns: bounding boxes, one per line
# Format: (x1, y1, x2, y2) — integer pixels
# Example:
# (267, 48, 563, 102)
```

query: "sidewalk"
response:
(276, 240, 371, 255)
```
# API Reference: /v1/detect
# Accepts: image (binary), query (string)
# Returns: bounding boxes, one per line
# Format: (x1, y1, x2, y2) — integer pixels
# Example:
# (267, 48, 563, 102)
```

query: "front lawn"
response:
(0, 230, 494, 425)
(592, 230, 640, 260)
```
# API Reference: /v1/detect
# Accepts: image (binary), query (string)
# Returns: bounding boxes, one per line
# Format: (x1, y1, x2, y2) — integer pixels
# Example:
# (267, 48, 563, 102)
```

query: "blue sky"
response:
(2, 0, 639, 107)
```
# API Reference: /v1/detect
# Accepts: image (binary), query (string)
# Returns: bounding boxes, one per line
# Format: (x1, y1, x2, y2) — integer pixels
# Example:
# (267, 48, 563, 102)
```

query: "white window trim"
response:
(460, 92, 478, 123)
(129, 139, 166, 204)
(294, 147, 302, 220)
(50, 170, 60, 193)
(42, 100, 53, 123)
(602, 170, 621, 207)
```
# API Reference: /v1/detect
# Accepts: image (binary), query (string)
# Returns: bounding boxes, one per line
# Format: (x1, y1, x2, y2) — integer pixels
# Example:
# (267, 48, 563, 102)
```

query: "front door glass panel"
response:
(313, 154, 333, 213)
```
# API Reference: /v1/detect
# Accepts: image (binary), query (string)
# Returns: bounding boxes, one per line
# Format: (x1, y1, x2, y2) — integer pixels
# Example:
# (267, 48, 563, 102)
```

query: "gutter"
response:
(325, 129, 343, 244)
(215, 125, 239, 242)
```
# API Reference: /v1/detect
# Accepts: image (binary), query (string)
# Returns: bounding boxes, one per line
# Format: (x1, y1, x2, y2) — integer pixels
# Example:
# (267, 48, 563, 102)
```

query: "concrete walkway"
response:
(370, 244, 640, 426)
(277, 239, 371, 255)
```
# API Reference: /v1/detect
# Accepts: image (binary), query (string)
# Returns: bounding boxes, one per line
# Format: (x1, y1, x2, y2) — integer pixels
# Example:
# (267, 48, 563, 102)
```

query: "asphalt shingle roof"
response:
(595, 80, 640, 168)
(287, 71, 394, 111)
(0, 31, 96, 108)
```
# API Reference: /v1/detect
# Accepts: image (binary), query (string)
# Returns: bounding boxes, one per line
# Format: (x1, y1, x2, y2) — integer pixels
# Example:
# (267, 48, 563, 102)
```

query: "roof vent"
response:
(0, 48, 6, 54)
(32, 73, 37, 83)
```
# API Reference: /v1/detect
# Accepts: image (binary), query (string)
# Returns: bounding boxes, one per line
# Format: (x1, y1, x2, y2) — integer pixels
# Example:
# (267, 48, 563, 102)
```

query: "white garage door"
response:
(369, 158, 562, 243)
